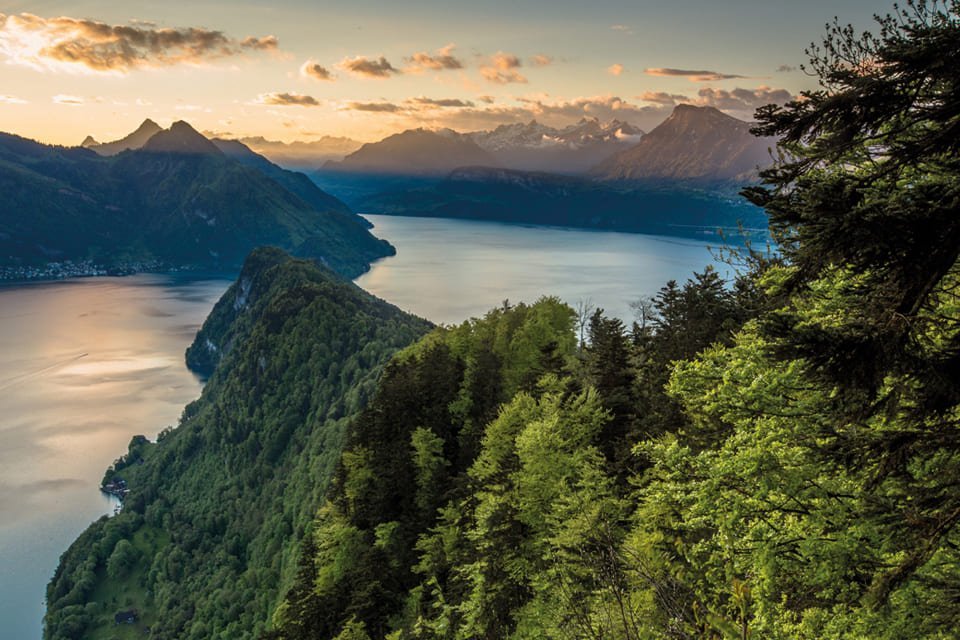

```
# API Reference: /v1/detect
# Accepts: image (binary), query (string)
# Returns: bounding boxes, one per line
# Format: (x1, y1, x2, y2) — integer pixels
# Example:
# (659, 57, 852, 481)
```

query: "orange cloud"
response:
(530, 54, 553, 67)
(480, 52, 526, 84)
(406, 44, 463, 72)
(345, 101, 405, 112)
(52, 94, 84, 106)
(408, 97, 475, 108)
(636, 91, 688, 105)
(300, 60, 334, 81)
(608, 63, 624, 76)
(695, 85, 793, 111)
(645, 67, 746, 82)
(255, 92, 321, 106)
(339, 55, 400, 78)
(0, 12, 279, 73)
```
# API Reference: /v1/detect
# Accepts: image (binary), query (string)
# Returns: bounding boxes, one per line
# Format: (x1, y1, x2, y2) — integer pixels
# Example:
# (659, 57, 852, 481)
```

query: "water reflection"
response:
(0, 274, 230, 640)
(356, 215, 736, 325)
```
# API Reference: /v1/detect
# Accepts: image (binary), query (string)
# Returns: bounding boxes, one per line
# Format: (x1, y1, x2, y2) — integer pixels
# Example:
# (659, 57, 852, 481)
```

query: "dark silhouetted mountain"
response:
(592, 105, 775, 182)
(0, 125, 393, 277)
(85, 119, 163, 156)
(211, 138, 356, 218)
(470, 118, 644, 173)
(141, 121, 223, 155)
(359, 165, 766, 240)
(327, 128, 499, 175)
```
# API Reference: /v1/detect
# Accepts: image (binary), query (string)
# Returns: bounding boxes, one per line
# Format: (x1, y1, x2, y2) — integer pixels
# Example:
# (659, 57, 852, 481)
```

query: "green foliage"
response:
(106, 540, 140, 579)
(0, 133, 391, 276)
(45, 250, 430, 640)
(46, 6, 960, 637)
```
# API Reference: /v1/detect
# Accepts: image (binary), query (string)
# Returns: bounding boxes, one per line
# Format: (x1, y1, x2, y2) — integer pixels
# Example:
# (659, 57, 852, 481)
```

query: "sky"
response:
(0, 0, 896, 145)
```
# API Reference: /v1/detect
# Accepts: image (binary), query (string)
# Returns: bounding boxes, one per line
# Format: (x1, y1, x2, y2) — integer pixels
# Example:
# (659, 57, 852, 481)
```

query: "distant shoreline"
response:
(0, 265, 236, 288)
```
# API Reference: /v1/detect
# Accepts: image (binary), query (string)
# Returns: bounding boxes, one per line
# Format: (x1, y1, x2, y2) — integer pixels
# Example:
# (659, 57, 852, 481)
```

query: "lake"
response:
(0, 216, 742, 638)
(356, 215, 736, 325)
(0, 275, 231, 640)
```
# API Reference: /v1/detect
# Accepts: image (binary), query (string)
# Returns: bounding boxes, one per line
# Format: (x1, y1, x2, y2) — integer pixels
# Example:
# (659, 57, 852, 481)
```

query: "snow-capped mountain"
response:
(592, 104, 775, 183)
(469, 118, 644, 173)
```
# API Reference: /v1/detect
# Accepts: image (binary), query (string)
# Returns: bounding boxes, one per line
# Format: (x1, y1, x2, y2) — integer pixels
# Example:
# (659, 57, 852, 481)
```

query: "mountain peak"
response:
(592, 104, 772, 182)
(84, 118, 165, 155)
(142, 121, 223, 155)
(136, 118, 162, 133)
(669, 104, 728, 119)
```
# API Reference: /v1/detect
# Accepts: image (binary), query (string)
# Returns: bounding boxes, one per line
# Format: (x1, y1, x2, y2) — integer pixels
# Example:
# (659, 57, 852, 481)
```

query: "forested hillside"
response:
(45, 3, 960, 639)
(44, 249, 431, 639)
(268, 3, 960, 638)
(0, 122, 392, 278)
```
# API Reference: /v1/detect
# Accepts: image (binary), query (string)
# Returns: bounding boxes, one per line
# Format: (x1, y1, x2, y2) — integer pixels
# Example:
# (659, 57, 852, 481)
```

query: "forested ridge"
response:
(46, 2, 960, 638)
(44, 248, 432, 639)
(270, 4, 960, 638)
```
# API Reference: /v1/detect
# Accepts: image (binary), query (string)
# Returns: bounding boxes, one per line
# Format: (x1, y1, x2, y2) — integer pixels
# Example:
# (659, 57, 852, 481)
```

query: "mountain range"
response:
(592, 105, 776, 182)
(1, 120, 392, 277)
(469, 117, 644, 173)
(315, 105, 772, 184)
(310, 106, 772, 239)
(325, 128, 499, 175)
(358, 165, 767, 240)
(82, 118, 164, 156)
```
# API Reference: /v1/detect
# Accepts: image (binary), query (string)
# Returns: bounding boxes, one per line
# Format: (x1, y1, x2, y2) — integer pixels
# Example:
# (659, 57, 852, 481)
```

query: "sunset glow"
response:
(0, 0, 892, 145)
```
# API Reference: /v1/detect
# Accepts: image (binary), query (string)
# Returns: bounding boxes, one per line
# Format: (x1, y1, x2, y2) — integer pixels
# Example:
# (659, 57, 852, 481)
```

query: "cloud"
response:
(344, 97, 477, 114)
(515, 95, 658, 121)
(255, 92, 321, 106)
(0, 94, 27, 104)
(530, 54, 553, 67)
(339, 55, 399, 78)
(607, 63, 624, 76)
(408, 97, 475, 108)
(695, 85, 794, 111)
(645, 67, 746, 82)
(610, 24, 634, 35)
(406, 44, 463, 72)
(480, 52, 526, 84)
(0, 12, 279, 73)
(411, 94, 668, 131)
(477, 95, 496, 104)
(345, 101, 405, 112)
(300, 59, 334, 81)
(776, 64, 797, 72)
(636, 91, 689, 106)
(52, 94, 83, 105)
(240, 35, 278, 51)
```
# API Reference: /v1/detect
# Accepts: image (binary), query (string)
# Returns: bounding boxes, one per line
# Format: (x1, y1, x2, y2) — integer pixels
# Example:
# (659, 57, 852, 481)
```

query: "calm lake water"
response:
(0, 275, 230, 640)
(1, 216, 743, 638)
(356, 215, 736, 325)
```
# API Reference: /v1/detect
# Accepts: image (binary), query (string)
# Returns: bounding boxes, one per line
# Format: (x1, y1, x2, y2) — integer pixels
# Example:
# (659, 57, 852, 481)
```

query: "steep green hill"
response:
(0, 124, 392, 278)
(44, 248, 431, 640)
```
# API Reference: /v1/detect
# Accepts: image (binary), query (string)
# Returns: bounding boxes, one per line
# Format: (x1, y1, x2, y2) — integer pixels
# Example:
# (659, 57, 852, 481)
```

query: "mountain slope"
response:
(471, 118, 644, 173)
(44, 248, 432, 640)
(0, 123, 393, 277)
(328, 128, 499, 175)
(360, 166, 767, 239)
(212, 138, 355, 217)
(593, 104, 775, 182)
(232, 135, 362, 170)
(84, 119, 163, 156)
